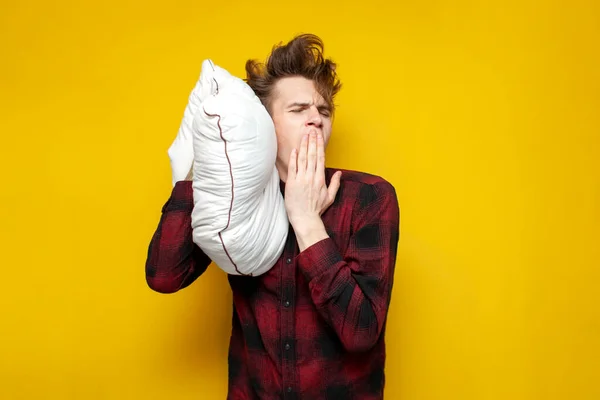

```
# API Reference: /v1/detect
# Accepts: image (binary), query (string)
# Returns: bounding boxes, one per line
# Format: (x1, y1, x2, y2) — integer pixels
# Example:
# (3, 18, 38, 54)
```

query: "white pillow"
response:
(169, 59, 288, 276)
(167, 61, 217, 186)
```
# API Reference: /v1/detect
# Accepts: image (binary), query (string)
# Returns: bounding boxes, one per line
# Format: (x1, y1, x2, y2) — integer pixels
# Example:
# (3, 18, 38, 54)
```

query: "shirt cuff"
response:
(173, 180, 193, 199)
(163, 180, 194, 212)
(296, 237, 344, 282)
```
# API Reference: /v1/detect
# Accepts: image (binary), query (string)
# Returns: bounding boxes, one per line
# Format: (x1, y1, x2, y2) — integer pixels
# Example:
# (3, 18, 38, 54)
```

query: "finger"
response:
(327, 171, 342, 203)
(316, 134, 326, 183)
(297, 134, 308, 177)
(287, 148, 297, 180)
(307, 133, 317, 178)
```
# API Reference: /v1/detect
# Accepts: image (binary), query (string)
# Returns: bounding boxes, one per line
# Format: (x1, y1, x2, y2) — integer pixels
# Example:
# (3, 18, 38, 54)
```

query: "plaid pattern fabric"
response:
(146, 168, 400, 399)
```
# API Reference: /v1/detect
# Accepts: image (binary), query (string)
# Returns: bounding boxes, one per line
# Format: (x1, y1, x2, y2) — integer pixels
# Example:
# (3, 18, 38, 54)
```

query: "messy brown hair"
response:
(245, 33, 342, 114)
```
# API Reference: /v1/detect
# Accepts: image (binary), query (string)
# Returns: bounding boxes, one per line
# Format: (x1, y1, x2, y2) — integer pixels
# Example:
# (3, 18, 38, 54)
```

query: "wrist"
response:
(291, 215, 329, 252)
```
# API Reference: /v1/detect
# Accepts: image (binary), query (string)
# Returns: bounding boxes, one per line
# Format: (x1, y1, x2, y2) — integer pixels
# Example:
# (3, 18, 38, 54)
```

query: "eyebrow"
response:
(287, 102, 331, 112)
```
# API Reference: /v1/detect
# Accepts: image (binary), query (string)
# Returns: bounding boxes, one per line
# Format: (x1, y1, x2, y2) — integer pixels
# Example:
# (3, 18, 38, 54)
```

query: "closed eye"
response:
(288, 103, 331, 116)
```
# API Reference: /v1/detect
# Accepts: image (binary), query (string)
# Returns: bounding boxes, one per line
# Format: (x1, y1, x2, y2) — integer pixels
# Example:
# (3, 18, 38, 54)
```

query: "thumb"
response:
(327, 171, 342, 202)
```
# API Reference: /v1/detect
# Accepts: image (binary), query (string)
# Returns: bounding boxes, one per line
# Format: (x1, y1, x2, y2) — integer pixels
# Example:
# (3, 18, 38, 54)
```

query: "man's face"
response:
(269, 76, 333, 180)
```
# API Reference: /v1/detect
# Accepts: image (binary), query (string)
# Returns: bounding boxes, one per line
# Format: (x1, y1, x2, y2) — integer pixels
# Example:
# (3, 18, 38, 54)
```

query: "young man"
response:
(146, 34, 400, 399)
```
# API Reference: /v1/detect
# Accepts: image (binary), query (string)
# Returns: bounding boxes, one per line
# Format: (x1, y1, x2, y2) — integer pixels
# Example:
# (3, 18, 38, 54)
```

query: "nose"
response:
(306, 106, 323, 129)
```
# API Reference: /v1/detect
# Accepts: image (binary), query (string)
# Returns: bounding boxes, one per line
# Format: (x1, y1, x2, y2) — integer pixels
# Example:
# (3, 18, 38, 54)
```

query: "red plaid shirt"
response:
(146, 168, 400, 399)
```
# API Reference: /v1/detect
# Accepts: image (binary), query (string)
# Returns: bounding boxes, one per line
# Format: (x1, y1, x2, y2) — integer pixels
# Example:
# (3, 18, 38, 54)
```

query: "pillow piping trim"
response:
(202, 106, 251, 277)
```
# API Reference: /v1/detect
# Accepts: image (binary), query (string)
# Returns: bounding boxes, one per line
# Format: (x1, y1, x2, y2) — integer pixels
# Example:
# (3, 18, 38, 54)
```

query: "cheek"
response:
(272, 118, 285, 143)
(274, 118, 301, 149)
(323, 122, 333, 146)
(273, 125, 295, 162)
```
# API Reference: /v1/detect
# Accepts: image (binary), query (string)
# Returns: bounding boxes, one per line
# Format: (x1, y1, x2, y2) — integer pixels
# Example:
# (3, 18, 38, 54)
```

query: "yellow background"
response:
(1, 0, 599, 399)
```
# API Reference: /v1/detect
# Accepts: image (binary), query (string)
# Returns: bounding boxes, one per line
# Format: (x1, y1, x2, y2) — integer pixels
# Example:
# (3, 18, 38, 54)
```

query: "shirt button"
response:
(286, 258, 292, 264)
(284, 300, 290, 308)
(285, 343, 291, 351)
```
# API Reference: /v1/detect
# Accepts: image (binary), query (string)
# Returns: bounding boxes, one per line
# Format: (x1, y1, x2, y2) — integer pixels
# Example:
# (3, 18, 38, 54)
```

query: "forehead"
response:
(272, 76, 327, 106)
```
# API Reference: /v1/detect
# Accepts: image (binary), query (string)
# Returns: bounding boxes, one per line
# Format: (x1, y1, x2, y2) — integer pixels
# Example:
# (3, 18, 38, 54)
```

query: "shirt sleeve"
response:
(296, 180, 400, 352)
(145, 181, 212, 293)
